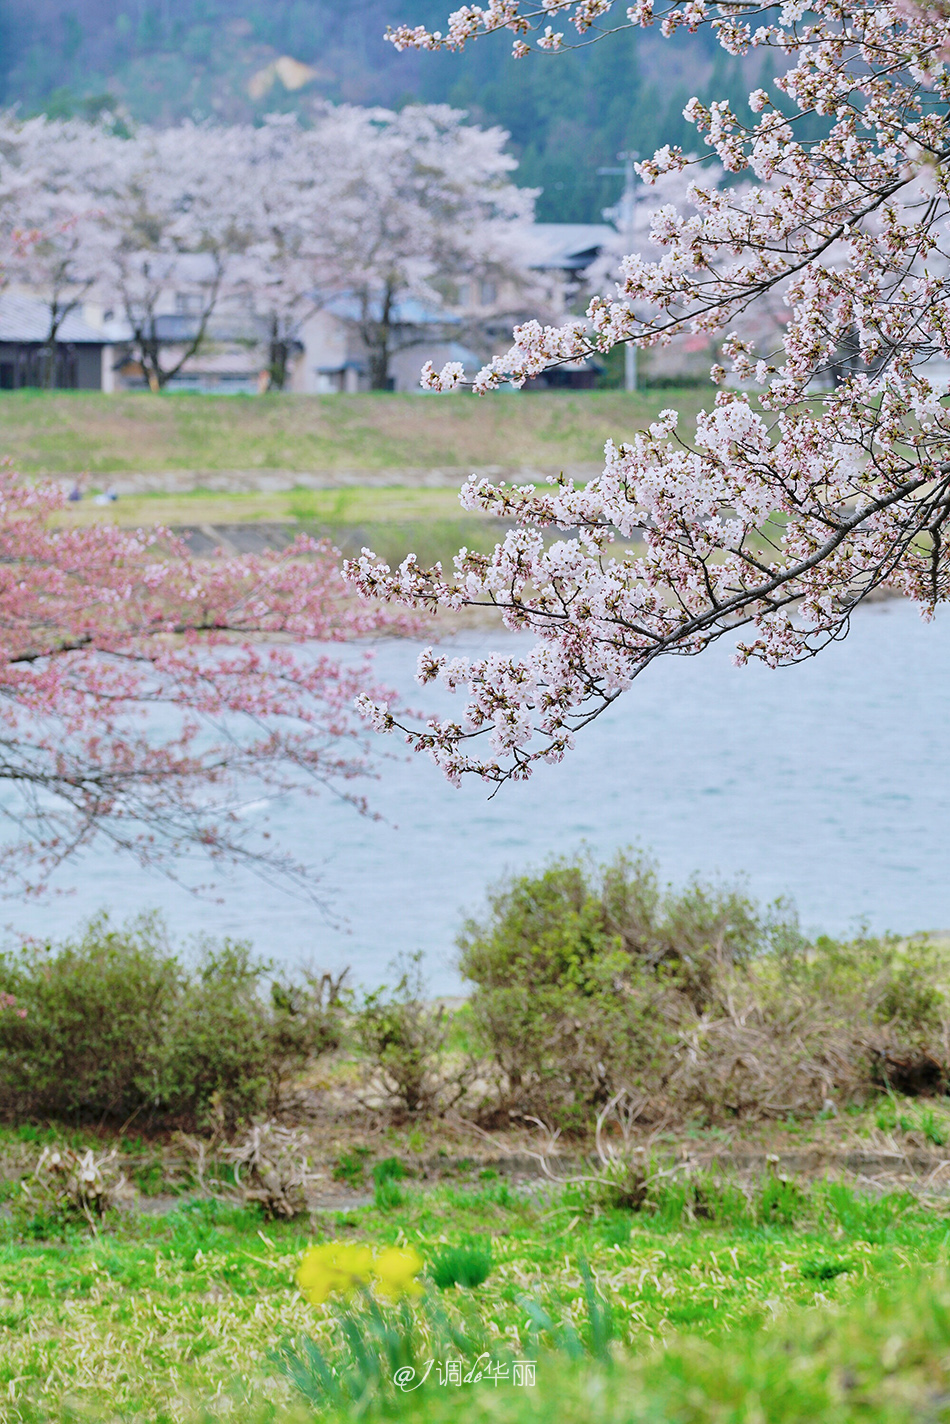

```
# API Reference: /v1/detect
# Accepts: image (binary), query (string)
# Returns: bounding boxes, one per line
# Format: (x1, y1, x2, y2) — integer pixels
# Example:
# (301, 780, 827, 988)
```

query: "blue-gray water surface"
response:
(7, 598, 948, 993)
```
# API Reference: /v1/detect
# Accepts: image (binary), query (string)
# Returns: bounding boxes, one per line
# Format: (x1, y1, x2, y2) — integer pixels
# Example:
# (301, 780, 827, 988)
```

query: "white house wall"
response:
(292, 309, 355, 393)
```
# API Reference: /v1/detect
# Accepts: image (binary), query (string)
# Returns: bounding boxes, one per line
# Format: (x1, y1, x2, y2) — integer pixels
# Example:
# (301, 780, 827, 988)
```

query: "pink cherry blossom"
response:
(0, 465, 419, 896)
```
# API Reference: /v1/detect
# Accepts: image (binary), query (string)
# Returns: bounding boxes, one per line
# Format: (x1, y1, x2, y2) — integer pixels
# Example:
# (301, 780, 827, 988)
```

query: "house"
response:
(0, 291, 111, 390)
(289, 223, 617, 393)
(110, 310, 267, 394)
(3, 221, 619, 396)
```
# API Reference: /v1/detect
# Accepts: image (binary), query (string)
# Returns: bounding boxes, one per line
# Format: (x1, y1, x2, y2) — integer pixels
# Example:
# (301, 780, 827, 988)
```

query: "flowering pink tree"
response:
(346, 0, 950, 785)
(93, 123, 252, 391)
(235, 116, 328, 392)
(0, 466, 415, 897)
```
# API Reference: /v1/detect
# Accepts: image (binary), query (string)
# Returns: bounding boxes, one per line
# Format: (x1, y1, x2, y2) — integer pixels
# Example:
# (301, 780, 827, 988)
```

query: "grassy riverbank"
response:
(0, 389, 711, 476)
(1, 1139, 949, 1422)
(51, 485, 552, 571)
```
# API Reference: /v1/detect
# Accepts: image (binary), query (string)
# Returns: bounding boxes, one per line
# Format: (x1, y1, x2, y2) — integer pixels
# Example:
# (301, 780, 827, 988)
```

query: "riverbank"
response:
(1, 1110, 950, 1421)
(0, 388, 712, 477)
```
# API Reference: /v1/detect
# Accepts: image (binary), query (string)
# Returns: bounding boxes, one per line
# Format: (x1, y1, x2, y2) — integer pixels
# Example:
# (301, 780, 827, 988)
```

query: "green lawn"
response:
(52, 482, 649, 572)
(51, 484, 555, 572)
(0, 389, 713, 475)
(1, 1170, 947, 1422)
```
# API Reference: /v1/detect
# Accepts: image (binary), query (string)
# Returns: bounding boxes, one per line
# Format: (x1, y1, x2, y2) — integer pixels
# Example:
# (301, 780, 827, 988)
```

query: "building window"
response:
(479, 280, 497, 306)
(175, 292, 204, 315)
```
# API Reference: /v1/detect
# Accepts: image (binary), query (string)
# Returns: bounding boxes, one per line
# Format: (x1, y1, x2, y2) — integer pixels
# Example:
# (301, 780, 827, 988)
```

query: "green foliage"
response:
(372, 1157, 409, 1209)
(0, 912, 178, 1123)
(373, 1157, 408, 1186)
(302, 1264, 950, 1424)
(276, 1291, 482, 1413)
(333, 1147, 372, 1188)
(0, 912, 341, 1128)
(459, 850, 950, 1126)
(758, 1175, 807, 1228)
(429, 1243, 492, 1290)
(375, 1180, 407, 1211)
(800, 1257, 852, 1282)
(457, 850, 768, 1122)
(779, 930, 947, 1038)
(920, 1106, 949, 1145)
(354, 956, 452, 1116)
(0, 1168, 946, 1418)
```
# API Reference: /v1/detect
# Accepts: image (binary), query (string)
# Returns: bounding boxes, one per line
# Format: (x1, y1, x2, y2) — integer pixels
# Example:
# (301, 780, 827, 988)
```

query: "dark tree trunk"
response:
(41, 307, 66, 390)
(365, 283, 394, 391)
(368, 346, 391, 391)
(268, 317, 289, 391)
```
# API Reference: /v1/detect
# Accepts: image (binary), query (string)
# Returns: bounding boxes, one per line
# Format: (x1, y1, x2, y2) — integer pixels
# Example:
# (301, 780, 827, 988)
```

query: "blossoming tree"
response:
(301, 103, 536, 390)
(0, 467, 414, 897)
(0, 117, 115, 387)
(346, 0, 950, 785)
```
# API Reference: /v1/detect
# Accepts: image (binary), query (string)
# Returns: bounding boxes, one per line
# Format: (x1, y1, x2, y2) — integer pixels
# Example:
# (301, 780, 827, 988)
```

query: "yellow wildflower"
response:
(373, 1245, 425, 1300)
(296, 1242, 375, 1306)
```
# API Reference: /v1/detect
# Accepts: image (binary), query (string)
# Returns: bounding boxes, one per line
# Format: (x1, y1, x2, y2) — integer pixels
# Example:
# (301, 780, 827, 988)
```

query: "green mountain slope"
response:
(0, 0, 765, 221)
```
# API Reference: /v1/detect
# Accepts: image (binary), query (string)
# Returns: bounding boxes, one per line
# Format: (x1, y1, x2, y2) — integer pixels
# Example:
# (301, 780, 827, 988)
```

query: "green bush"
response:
(457, 851, 766, 1123)
(0, 914, 178, 1123)
(0, 913, 341, 1129)
(354, 955, 458, 1115)
(457, 850, 950, 1127)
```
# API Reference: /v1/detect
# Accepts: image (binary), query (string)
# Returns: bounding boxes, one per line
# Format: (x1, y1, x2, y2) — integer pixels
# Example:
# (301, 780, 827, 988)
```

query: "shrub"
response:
(159, 940, 340, 1131)
(457, 850, 769, 1123)
(354, 954, 463, 1115)
(0, 913, 179, 1123)
(224, 1123, 314, 1218)
(458, 850, 950, 1128)
(15, 1144, 130, 1236)
(0, 913, 342, 1129)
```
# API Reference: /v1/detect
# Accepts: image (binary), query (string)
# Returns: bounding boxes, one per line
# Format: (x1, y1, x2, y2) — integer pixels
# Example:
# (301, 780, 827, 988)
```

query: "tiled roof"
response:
(0, 292, 106, 344)
(528, 223, 616, 270)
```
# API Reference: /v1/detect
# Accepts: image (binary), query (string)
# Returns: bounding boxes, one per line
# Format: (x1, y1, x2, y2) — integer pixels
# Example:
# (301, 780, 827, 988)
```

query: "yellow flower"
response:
(296, 1242, 375, 1306)
(372, 1245, 425, 1301)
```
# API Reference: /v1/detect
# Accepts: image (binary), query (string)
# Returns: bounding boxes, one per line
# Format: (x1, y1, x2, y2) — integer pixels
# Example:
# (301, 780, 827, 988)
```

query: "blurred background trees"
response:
(0, 0, 758, 224)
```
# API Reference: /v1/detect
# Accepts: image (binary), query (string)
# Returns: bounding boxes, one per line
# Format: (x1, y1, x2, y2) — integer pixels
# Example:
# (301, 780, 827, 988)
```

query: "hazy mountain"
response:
(0, 0, 766, 220)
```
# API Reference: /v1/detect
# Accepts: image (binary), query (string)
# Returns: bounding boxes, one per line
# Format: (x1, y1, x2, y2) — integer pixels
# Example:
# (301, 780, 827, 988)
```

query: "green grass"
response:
(309, 1267, 950, 1424)
(0, 1172, 948, 1421)
(0, 389, 713, 475)
(53, 482, 648, 573)
(54, 486, 526, 571)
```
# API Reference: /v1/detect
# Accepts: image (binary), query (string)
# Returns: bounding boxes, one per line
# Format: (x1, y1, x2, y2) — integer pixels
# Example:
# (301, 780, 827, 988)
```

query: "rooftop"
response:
(0, 292, 107, 345)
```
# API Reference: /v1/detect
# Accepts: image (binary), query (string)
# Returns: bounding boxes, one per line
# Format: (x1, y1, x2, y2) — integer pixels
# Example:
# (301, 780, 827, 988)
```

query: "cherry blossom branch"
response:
(0, 467, 422, 897)
(347, 0, 950, 788)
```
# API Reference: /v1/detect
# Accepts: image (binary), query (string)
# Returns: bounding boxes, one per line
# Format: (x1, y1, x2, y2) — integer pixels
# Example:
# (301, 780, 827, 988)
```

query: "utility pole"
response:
(598, 150, 638, 393)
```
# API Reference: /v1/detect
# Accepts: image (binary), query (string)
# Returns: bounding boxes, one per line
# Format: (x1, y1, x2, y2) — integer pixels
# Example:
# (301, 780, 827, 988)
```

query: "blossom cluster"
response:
(348, 0, 950, 786)
(0, 465, 418, 893)
(296, 1241, 425, 1304)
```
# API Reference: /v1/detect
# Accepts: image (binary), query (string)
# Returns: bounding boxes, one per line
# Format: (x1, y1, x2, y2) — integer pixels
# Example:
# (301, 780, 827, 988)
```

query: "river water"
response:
(6, 598, 949, 993)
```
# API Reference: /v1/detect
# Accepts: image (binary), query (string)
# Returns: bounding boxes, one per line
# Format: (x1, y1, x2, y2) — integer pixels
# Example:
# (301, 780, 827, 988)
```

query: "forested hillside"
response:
(0, 0, 767, 220)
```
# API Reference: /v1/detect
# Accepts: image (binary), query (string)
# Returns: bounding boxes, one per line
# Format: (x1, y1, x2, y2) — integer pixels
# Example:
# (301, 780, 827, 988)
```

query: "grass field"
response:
(1, 1144, 949, 1423)
(0, 389, 712, 475)
(50, 485, 568, 573)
